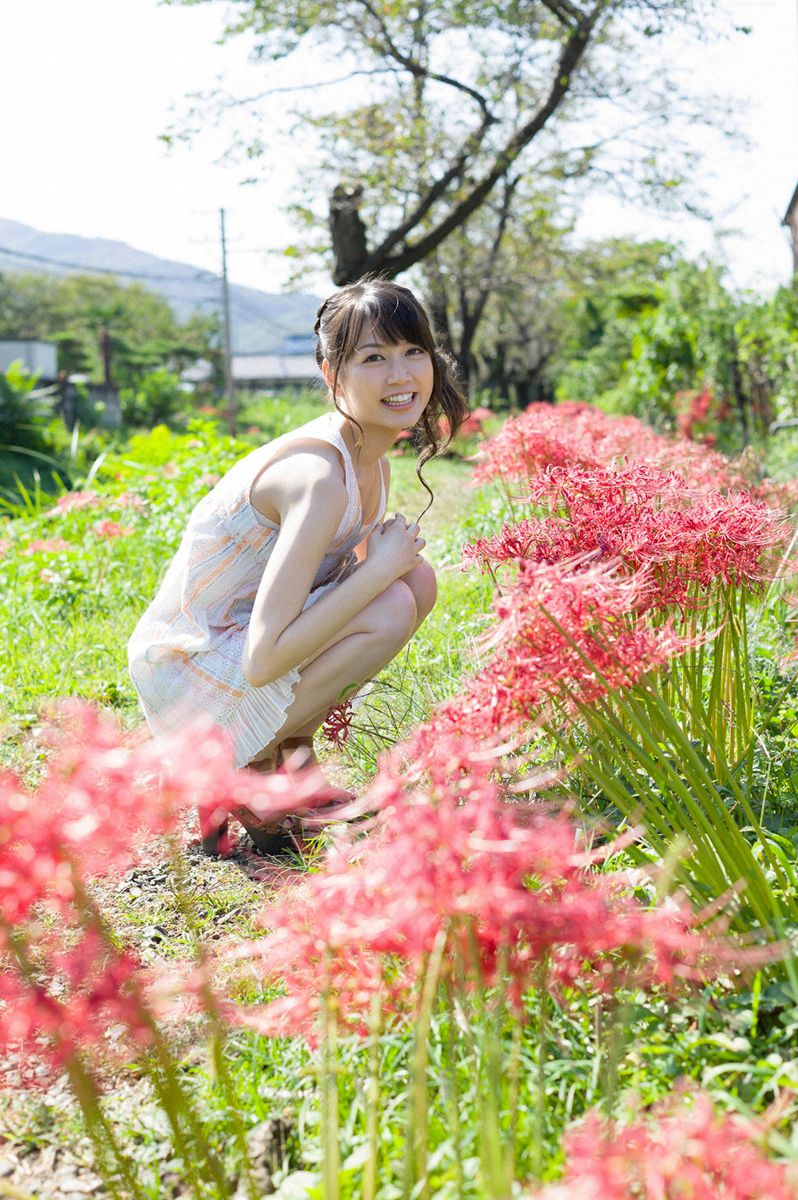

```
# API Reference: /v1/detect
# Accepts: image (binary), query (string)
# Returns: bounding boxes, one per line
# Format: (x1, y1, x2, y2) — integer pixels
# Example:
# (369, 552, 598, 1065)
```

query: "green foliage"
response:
(549, 239, 675, 410)
(550, 256, 798, 449)
(119, 368, 188, 427)
(0, 271, 218, 390)
(736, 282, 798, 424)
(0, 362, 66, 502)
(235, 388, 329, 442)
(0, 361, 56, 453)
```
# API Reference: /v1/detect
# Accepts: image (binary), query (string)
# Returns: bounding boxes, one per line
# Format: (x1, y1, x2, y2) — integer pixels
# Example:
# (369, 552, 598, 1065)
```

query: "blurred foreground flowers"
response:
(0, 697, 782, 1198)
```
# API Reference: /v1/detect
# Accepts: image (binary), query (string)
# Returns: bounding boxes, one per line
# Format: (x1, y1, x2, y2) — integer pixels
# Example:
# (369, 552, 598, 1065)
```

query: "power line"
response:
(0, 243, 307, 333)
(0, 243, 219, 284)
(0, 237, 314, 347)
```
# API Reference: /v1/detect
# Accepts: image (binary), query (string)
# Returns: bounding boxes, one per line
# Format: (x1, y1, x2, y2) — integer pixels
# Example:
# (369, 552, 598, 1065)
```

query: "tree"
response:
(417, 182, 575, 395)
(169, 0, 731, 286)
(0, 273, 218, 389)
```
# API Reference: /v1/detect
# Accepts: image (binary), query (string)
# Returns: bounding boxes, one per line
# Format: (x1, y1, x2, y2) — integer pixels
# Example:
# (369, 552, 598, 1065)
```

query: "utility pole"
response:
(219, 207, 236, 435)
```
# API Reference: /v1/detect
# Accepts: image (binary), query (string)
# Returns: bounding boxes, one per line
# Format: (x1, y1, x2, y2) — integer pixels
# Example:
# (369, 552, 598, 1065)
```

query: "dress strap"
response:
(245, 412, 359, 539)
(319, 414, 358, 501)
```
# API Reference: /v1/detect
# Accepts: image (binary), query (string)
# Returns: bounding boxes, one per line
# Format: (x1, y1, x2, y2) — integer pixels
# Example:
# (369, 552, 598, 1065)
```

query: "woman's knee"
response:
(373, 579, 418, 646)
(402, 557, 437, 624)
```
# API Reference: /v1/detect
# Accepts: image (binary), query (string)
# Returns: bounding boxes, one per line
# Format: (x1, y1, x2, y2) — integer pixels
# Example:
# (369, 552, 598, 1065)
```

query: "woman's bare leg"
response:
(226, 566, 437, 853)
(248, 577, 418, 764)
(280, 558, 439, 744)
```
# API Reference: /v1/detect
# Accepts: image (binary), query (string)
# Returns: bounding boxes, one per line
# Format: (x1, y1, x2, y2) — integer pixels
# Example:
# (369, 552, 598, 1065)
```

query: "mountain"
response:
(0, 218, 322, 354)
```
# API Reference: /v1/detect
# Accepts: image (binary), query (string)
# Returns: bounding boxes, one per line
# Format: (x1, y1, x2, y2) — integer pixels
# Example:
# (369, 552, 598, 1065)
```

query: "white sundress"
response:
(128, 412, 387, 768)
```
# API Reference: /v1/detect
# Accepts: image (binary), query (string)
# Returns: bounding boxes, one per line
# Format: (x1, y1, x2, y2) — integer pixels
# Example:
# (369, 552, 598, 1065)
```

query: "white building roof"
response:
(232, 353, 322, 382)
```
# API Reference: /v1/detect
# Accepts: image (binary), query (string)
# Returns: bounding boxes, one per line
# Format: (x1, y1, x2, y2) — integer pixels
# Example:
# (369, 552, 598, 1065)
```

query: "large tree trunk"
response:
(329, 186, 370, 286)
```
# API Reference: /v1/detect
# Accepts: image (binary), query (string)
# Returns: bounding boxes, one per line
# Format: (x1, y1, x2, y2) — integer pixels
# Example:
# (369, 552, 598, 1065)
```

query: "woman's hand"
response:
(367, 512, 426, 584)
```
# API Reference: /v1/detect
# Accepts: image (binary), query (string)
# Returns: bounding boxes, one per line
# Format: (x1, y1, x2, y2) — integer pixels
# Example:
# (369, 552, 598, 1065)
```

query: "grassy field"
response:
(0, 409, 492, 779)
(3, 400, 798, 1200)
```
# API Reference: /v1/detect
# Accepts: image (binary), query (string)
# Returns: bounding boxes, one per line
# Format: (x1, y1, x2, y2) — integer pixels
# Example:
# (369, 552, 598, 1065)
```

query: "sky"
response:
(1, 0, 797, 298)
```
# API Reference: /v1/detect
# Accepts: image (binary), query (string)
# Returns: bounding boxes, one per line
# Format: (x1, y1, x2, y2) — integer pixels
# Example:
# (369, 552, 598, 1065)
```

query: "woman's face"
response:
(327, 330, 434, 434)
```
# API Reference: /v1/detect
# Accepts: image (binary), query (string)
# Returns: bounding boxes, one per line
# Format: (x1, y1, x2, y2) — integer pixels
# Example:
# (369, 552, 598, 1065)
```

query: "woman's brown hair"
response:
(314, 278, 468, 515)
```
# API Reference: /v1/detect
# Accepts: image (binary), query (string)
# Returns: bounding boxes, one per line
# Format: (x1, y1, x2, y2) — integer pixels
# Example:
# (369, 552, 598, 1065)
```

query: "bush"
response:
(0, 363, 65, 502)
(119, 368, 187, 427)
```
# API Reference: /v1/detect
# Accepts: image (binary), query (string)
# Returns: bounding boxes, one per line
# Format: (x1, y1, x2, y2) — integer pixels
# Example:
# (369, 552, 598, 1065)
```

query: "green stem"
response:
(403, 927, 448, 1200)
(320, 963, 340, 1200)
(442, 982, 465, 1200)
(169, 835, 257, 1200)
(534, 960, 549, 1182)
(69, 875, 228, 1199)
(362, 989, 383, 1200)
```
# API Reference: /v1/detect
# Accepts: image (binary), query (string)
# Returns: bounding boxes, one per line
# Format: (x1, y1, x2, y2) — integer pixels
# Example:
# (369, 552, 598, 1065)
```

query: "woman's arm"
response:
(243, 450, 421, 688)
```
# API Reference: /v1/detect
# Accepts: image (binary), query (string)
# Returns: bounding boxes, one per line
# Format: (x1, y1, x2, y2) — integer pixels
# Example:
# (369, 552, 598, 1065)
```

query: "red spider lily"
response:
(472, 402, 664, 487)
(113, 491, 146, 511)
(534, 1090, 798, 1199)
(22, 537, 72, 556)
(322, 698, 356, 747)
(92, 519, 133, 539)
(459, 408, 492, 438)
(0, 928, 151, 1084)
(462, 518, 574, 572)
(651, 436, 750, 492)
(0, 702, 336, 924)
(675, 386, 732, 445)
(464, 463, 788, 610)
(224, 733, 758, 1039)
(48, 491, 102, 515)
(440, 558, 692, 739)
(472, 401, 755, 496)
(0, 701, 341, 1079)
(0, 709, 177, 925)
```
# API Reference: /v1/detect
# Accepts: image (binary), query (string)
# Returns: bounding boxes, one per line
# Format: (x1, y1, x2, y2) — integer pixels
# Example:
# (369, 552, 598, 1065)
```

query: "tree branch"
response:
(359, 110, 496, 274)
(539, 0, 585, 28)
(353, 0, 496, 122)
(461, 174, 521, 353)
(213, 67, 400, 107)
(371, 1, 609, 278)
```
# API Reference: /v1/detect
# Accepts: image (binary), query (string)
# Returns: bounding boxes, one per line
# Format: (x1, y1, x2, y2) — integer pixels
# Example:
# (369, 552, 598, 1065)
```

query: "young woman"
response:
(128, 278, 467, 853)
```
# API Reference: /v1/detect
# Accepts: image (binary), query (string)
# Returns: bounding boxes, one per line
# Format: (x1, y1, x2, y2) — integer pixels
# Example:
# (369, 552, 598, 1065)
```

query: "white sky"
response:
(0, 0, 796, 297)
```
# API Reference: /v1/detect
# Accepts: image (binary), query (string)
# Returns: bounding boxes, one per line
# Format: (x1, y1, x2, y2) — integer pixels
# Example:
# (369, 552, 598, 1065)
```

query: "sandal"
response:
(234, 808, 303, 857)
(200, 806, 231, 857)
(199, 738, 356, 857)
(276, 736, 356, 806)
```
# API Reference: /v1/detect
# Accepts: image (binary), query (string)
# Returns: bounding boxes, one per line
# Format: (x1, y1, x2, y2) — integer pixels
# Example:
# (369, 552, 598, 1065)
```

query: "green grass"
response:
(4, 403, 798, 1197)
(0, 410, 493, 785)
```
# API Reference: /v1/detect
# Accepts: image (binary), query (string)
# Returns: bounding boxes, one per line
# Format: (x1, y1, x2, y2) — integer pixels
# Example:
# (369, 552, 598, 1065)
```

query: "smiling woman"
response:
(314, 278, 466, 482)
(128, 277, 468, 855)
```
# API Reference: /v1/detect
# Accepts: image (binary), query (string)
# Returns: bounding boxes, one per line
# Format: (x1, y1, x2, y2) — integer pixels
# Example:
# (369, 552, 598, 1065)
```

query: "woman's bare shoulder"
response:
(250, 438, 347, 524)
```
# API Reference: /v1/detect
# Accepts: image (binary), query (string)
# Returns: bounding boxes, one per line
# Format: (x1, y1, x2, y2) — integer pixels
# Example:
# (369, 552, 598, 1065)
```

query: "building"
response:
(232, 337, 322, 390)
(0, 339, 57, 379)
(784, 182, 798, 277)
